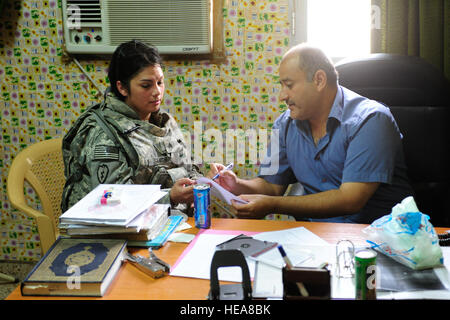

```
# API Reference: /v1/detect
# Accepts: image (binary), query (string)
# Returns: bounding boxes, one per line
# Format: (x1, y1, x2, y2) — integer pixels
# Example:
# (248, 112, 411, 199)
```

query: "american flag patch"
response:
(93, 145, 119, 160)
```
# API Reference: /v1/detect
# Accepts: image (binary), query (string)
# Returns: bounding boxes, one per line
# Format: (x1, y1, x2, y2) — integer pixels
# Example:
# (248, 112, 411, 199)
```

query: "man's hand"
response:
(207, 163, 238, 192)
(231, 194, 276, 219)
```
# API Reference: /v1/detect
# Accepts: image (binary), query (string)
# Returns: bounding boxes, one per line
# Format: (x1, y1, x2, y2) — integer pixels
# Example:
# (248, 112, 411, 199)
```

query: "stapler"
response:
(125, 249, 170, 279)
(148, 248, 171, 272)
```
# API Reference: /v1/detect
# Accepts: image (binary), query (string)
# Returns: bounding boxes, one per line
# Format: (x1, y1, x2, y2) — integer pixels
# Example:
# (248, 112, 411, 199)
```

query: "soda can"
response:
(355, 249, 377, 300)
(194, 184, 211, 229)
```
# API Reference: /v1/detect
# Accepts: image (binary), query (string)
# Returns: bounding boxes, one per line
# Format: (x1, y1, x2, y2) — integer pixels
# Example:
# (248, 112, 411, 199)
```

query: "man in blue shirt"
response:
(209, 44, 413, 223)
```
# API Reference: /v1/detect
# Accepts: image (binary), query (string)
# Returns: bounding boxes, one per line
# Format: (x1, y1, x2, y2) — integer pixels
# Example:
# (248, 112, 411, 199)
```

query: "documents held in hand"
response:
(196, 177, 247, 206)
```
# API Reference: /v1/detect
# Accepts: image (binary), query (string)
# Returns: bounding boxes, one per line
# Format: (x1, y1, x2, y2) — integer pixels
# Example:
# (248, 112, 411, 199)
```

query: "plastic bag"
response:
(362, 196, 443, 270)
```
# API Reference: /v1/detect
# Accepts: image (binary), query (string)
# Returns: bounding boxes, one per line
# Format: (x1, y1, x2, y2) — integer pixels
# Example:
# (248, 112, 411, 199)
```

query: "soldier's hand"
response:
(170, 178, 195, 204)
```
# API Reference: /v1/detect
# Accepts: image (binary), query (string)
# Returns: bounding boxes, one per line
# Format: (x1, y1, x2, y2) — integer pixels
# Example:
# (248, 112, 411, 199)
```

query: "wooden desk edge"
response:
(5, 218, 449, 300)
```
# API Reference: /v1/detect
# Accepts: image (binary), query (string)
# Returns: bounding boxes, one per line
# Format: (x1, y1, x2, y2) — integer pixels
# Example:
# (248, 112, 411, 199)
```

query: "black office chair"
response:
(335, 54, 450, 227)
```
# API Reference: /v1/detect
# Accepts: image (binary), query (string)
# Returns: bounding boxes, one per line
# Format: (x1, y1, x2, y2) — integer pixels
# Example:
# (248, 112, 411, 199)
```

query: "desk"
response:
(5, 218, 448, 300)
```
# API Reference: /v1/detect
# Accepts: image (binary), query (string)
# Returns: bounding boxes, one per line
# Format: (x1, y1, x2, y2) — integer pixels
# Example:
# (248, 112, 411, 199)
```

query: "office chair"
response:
(7, 138, 65, 255)
(335, 54, 450, 227)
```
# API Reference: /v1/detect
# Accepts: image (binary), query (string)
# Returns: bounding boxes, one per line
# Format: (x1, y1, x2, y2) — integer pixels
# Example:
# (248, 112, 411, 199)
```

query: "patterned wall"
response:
(0, 0, 291, 261)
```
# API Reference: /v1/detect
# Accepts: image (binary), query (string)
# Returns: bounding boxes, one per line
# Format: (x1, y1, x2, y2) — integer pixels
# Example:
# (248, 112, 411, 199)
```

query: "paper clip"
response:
(335, 240, 355, 278)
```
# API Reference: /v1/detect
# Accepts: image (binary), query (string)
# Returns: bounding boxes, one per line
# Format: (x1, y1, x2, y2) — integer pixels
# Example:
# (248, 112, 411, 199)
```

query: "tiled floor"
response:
(0, 261, 36, 299)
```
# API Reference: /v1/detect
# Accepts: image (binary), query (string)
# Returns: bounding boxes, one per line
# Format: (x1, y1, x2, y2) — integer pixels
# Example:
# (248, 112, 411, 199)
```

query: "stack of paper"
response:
(59, 184, 169, 242)
(169, 227, 333, 299)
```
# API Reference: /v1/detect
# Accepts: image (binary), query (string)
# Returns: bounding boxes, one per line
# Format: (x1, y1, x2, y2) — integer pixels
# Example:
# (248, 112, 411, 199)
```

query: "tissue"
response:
(362, 196, 443, 270)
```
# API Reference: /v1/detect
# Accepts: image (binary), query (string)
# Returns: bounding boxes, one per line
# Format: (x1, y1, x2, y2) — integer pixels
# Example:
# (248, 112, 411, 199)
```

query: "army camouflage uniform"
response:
(61, 92, 202, 212)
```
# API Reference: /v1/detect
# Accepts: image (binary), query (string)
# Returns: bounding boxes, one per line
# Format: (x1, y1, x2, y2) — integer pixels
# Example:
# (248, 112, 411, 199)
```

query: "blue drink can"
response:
(194, 184, 211, 229)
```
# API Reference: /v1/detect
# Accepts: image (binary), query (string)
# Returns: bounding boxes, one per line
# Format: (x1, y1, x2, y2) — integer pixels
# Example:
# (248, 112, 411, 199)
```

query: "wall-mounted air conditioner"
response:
(61, 0, 213, 54)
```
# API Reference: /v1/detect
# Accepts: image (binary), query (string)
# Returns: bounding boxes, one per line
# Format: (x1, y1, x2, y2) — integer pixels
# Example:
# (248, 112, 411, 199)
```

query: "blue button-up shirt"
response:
(259, 86, 413, 223)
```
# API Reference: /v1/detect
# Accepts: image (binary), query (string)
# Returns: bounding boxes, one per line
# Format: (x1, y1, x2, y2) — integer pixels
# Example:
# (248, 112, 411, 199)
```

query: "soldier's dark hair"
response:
(108, 40, 163, 101)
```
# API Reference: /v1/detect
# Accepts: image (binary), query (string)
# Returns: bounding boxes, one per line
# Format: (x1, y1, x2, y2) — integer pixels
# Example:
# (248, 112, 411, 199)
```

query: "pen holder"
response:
(282, 266, 331, 300)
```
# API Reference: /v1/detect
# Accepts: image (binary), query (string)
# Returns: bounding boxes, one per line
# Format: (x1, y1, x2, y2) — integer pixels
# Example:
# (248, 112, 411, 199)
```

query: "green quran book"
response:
(21, 238, 127, 297)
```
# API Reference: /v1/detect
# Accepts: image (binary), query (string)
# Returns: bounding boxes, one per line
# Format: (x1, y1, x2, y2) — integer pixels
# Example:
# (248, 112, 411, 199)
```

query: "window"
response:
(290, 0, 372, 60)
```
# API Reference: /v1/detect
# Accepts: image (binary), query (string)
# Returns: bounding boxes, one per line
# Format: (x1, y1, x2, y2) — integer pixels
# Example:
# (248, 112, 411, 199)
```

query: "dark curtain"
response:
(371, 0, 450, 80)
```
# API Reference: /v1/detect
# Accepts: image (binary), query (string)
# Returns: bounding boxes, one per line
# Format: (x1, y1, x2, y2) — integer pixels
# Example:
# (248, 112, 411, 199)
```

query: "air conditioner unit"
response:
(61, 0, 213, 54)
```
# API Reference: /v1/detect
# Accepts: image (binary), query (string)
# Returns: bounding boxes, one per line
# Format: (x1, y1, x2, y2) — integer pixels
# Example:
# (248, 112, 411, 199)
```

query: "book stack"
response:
(59, 184, 172, 245)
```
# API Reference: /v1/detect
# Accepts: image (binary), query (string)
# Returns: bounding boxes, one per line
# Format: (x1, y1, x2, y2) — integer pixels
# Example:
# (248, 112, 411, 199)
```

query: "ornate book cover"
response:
(21, 238, 127, 297)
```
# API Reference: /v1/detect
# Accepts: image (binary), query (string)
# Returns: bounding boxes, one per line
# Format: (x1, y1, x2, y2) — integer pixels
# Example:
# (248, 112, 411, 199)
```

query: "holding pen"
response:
(212, 162, 234, 180)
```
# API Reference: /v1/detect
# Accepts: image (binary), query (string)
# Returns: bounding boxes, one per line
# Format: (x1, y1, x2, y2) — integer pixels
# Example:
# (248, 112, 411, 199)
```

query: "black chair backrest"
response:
(336, 54, 450, 226)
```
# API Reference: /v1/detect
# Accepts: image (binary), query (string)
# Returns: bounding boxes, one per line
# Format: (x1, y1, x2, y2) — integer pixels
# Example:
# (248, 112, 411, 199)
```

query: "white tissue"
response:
(362, 196, 443, 270)
(391, 196, 419, 216)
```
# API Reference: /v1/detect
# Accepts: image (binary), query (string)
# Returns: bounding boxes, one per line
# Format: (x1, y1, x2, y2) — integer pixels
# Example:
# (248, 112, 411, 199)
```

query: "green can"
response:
(355, 249, 377, 300)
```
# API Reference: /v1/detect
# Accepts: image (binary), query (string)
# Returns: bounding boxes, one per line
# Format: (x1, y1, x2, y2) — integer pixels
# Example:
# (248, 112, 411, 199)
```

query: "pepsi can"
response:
(194, 184, 211, 229)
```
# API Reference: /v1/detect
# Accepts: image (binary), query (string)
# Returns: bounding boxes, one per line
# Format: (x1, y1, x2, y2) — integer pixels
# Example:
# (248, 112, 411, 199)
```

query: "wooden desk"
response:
(6, 218, 447, 300)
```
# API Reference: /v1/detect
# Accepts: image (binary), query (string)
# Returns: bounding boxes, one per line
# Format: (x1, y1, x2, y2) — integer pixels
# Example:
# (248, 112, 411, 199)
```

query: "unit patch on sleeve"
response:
(97, 164, 109, 183)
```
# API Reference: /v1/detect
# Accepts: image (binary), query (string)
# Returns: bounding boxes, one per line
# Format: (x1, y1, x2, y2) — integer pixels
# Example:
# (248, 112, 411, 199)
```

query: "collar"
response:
(104, 93, 172, 137)
(105, 92, 142, 120)
(295, 85, 344, 135)
(328, 85, 344, 123)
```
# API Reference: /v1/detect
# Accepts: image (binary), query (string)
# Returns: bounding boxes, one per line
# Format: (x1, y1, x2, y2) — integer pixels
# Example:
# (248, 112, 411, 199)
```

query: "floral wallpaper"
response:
(0, 0, 291, 261)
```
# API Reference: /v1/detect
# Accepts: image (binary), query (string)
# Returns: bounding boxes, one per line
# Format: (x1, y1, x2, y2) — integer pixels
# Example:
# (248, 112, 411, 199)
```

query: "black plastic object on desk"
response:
(208, 249, 252, 300)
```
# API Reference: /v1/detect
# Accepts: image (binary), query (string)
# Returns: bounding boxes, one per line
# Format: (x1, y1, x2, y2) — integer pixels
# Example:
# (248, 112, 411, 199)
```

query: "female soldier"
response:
(61, 40, 200, 213)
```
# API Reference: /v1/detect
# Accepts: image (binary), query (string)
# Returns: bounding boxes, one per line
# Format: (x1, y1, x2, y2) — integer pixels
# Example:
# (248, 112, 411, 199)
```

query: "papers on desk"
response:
(252, 228, 332, 299)
(252, 244, 336, 299)
(170, 224, 450, 300)
(170, 229, 258, 282)
(59, 184, 167, 226)
(169, 226, 333, 298)
(252, 227, 331, 268)
(59, 184, 170, 244)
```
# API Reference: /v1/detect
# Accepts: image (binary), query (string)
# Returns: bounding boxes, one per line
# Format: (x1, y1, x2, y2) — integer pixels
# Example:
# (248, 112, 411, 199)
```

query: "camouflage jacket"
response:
(61, 92, 201, 212)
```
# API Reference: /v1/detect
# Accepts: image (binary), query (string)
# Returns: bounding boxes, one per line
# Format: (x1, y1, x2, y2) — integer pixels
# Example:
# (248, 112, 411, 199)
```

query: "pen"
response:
(277, 245, 293, 269)
(212, 162, 234, 180)
(277, 244, 309, 297)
